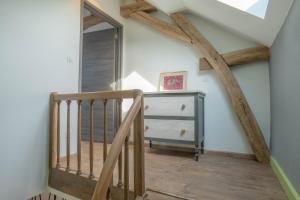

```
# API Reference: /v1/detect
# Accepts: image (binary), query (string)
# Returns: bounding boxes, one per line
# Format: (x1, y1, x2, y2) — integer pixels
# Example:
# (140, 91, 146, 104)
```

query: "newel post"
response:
(49, 92, 58, 169)
(133, 95, 145, 197)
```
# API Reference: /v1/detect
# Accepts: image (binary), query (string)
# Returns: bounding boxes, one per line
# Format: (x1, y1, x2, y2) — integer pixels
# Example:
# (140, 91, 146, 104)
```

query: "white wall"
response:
(123, 11, 271, 154)
(0, 0, 125, 199)
(0, 1, 81, 199)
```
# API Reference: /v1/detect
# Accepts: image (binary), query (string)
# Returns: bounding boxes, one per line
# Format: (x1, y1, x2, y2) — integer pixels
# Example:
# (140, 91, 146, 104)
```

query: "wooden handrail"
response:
(91, 94, 143, 200)
(53, 89, 141, 101)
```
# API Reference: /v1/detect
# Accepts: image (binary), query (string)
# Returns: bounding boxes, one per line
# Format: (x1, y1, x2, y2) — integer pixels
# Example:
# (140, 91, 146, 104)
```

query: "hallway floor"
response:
(61, 142, 287, 200)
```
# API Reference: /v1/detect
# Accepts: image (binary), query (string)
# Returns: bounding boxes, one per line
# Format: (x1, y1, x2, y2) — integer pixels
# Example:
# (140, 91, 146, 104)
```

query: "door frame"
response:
(79, 0, 123, 140)
(79, 0, 123, 92)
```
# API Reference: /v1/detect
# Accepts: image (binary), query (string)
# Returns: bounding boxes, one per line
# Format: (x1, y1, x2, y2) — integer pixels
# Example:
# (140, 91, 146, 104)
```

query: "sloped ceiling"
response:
(147, 0, 294, 46)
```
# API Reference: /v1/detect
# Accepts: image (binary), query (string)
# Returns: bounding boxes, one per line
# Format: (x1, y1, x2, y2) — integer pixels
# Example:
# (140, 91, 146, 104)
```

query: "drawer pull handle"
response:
(145, 105, 149, 110)
(181, 104, 186, 111)
(145, 126, 149, 131)
(180, 129, 186, 136)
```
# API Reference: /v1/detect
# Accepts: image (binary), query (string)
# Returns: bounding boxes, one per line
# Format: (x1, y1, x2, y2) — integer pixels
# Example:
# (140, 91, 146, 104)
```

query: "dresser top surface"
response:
(144, 91, 206, 97)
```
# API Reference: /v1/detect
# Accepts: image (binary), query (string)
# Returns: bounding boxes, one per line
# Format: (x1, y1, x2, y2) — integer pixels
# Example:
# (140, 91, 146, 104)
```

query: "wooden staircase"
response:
(48, 90, 192, 200)
(48, 90, 145, 200)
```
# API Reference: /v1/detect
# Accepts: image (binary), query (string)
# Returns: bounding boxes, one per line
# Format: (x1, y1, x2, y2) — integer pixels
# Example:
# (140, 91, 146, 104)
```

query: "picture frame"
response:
(159, 71, 187, 91)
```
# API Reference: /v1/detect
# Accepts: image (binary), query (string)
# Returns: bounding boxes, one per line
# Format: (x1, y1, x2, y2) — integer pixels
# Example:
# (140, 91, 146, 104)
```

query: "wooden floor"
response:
(60, 142, 287, 200)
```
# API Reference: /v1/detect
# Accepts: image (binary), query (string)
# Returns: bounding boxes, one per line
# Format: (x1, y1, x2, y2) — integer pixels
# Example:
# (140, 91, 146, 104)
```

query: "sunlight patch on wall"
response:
(217, 0, 269, 18)
(122, 71, 157, 92)
(121, 71, 157, 112)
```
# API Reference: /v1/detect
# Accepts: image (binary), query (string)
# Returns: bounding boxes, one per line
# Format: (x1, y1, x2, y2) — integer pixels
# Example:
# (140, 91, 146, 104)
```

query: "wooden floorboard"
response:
(144, 189, 193, 200)
(60, 142, 287, 200)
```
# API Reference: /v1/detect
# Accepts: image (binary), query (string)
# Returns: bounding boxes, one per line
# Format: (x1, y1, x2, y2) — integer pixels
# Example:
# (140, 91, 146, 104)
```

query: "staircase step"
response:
(28, 192, 65, 200)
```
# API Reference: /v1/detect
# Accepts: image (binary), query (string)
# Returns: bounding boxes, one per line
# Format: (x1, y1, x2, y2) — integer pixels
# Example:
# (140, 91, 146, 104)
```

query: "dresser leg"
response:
(201, 141, 204, 154)
(195, 155, 199, 161)
(195, 146, 200, 161)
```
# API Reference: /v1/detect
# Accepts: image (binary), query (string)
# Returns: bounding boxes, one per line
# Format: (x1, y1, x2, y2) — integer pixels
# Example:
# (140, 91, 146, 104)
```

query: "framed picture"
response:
(159, 71, 187, 91)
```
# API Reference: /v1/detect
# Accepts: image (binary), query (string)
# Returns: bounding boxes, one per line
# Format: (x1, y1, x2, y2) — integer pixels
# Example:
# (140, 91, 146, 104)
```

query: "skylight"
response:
(217, 0, 269, 19)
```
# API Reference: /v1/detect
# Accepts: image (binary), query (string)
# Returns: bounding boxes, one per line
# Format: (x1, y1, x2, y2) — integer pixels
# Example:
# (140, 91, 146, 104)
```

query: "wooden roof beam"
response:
(121, 2, 191, 43)
(121, 1, 157, 18)
(83, 15, 103, 31)
(171, 13, 270, 163)
(121, 2, 269, 68)
(200, 47, 270, 70)
(130, 11, 191, 44)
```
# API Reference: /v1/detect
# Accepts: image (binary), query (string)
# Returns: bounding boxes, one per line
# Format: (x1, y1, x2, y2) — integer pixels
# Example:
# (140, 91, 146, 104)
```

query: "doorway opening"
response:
(80, 1, 123, 143)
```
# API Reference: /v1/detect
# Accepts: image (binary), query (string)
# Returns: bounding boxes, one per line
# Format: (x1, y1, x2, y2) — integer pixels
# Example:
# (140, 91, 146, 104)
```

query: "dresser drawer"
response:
(144, 119, 194, 141)
(144, 96, 194, 117)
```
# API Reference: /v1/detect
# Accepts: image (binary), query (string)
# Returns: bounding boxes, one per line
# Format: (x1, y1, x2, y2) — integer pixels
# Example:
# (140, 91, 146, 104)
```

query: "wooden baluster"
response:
(124, 132, 130, 200)
(103, 99, 112, 200)
(103, 99, 108, 162)
(117, 99, 123, 187)
(50, 93, 58, 169)
(134, 99, 145, 197)
(77, 100, 82, 175)
(66, 100, 71, 172)
(89, 100, 95, 179)
(56, 100, 61, 168)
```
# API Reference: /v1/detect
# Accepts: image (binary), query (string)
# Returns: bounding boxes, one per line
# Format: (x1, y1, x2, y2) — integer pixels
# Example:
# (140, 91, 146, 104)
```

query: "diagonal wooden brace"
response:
(171, 13, 269, 163)
(121, 1, 157, 18)
(83, 15, 103, 31)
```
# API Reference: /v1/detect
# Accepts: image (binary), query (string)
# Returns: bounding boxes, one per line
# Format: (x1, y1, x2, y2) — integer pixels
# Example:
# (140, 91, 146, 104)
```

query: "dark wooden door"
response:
(81, 29, 116, 143)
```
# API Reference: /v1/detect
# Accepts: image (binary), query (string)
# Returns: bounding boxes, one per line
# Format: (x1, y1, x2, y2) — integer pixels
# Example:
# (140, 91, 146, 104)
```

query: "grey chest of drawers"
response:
(144, 91, 205, 160)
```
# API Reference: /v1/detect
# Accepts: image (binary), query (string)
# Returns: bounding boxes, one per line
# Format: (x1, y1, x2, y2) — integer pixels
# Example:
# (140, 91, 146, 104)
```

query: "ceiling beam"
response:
(121, 1, 157, 18)
(171, 13, 269, 163)
(83, 15, 103, 31)
(200, 47, 270, 70)
(130, 11, 191, 43)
